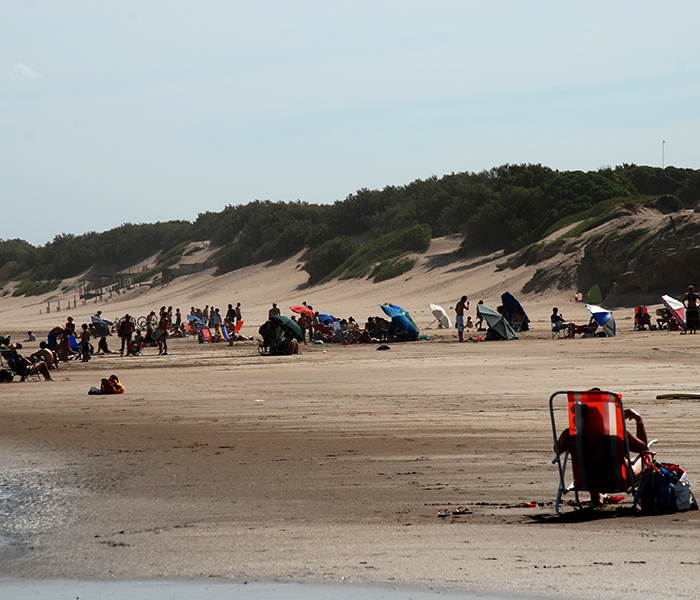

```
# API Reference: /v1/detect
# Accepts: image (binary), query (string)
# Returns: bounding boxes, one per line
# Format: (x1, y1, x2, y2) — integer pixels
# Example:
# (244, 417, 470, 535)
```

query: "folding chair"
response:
(0, 350, 41, 382)
(550, 390, 653, 514)
(634, 306, 651, 331)
(551, 324, 571, 339)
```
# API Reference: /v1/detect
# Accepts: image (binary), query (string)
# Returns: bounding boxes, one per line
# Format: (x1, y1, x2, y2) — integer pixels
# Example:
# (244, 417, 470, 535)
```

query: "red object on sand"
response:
(290, 306, 314, 318)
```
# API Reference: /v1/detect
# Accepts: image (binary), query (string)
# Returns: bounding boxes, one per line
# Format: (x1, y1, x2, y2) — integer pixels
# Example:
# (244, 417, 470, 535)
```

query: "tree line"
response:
(2, 163, 698, 295)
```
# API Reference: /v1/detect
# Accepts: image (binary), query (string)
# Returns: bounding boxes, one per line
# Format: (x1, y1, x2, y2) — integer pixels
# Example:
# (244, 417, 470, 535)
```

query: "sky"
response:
(2, 1, 700, 246)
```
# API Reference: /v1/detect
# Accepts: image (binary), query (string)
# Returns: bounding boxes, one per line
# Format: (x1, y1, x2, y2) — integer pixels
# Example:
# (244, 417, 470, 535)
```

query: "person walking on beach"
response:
(235, 302, 242, 325)
(455, 296, 469, 342)
(683, 285, 700, 334)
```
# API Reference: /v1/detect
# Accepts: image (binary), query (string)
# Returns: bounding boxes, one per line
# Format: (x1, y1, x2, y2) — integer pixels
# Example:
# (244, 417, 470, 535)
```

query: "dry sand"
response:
(1, 239, 700, 599)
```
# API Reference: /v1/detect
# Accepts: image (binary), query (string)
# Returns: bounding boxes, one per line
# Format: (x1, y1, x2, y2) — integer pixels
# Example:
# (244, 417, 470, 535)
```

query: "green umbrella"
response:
(476, 304, 518, 340)
(271, 314, 304, 342)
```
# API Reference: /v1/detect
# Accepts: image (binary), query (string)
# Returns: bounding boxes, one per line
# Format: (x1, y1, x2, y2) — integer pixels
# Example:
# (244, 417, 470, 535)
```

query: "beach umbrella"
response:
(500, 292, 530, 332)
(187, 314, 206, 328)
(90, 315, 110, 337)
(476, 304, 517, 340)
(290, 305, 314, 318)
(429, 303, 452, 329)
(317, 313, 336, 325)
(271, 314, 304, 342)
(661, 295, 685, 327)
(585, 304, 616, 337)
(381, 305, 419, 341)
(388, 303, 418, 330)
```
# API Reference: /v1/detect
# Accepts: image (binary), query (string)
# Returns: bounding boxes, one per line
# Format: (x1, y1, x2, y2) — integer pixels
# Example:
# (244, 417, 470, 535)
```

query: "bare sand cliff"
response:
(1, 237, 699, 599)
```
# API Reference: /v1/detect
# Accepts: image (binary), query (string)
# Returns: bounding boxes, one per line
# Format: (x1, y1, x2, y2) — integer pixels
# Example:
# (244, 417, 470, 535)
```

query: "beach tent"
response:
(271, 314, 304, 342)
(661, 295, 686, 328)
(585, 304, 616, 337)
(500, 292, 530, 332)
(428, 303, 451, 329)
(290, 305, 314, 318)
(586, 284, 603, 305)
(381, 305, 419, 341)
(476, 304, 517, 340)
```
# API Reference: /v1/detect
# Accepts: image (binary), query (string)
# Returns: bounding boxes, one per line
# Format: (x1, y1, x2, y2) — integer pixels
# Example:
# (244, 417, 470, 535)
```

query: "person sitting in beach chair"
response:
(551, 307, 572, 338)
(1, 349, 53, 381)
(634, 306, 652, 331)
(273, 332, 300, 355)
(550, 389, 654, 513)
(30, 342, 59, 370)
(126, 331, 145, 356)
(572, 316, 599, 338)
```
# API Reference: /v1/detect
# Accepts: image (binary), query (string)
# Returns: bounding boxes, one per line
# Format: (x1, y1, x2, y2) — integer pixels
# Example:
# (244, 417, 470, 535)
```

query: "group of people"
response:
(551, 308, 599, 338)
(118, 307, 171, 356)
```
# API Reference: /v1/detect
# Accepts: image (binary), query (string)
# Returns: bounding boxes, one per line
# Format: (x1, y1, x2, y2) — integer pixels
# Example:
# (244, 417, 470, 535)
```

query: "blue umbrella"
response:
(388, 303, 418, 330)
(586, 304, 616, 337)
(187, 314, 206, 328)
(317, 313, 336, 325)
(381, 305, 419, 341)
(501, 292, 530, 332)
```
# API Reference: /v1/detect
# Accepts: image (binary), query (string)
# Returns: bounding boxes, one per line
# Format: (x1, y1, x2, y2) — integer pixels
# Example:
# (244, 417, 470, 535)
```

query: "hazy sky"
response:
(3, 1, 699, 246)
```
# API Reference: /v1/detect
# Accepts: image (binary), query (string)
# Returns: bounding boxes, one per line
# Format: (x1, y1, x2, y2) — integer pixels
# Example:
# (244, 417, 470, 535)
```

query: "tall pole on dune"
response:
(662, 140, 665, 169)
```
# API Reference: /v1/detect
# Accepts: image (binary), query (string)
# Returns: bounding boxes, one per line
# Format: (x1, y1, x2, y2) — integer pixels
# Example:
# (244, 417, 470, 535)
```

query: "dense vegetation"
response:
(2, 163, 699, 296)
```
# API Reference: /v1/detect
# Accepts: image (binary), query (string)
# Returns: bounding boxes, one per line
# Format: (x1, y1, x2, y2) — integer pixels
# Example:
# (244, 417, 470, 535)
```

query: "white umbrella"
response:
(428, 303, 451, 329)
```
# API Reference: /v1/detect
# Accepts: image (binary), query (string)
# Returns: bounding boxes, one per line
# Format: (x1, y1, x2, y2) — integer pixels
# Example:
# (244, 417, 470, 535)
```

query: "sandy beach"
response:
(1, 240, 700, 599)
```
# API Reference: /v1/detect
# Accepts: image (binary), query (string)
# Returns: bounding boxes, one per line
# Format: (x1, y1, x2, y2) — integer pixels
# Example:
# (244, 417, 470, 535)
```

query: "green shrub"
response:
(12, 279, 61, 297)
(303, 236, 360, 284)
(323, 224, 431, 283)
(372, 258, 416, 282)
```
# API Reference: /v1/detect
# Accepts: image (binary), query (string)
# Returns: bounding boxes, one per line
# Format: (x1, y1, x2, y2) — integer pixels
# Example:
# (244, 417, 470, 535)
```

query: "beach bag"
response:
(663, 463, 698, 511)
(638, 463, 676, 515)
(637, 462, 696, 514)
(101, 374, 125, 394)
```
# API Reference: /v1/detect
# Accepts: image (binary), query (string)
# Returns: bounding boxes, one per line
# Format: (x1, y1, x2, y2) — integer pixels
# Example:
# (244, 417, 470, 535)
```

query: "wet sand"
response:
(1, 326, 700, 599)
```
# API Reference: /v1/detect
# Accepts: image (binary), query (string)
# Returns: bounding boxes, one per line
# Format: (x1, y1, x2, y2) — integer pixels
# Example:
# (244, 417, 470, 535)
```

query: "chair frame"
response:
(0, 350, 42, 382)
(551, 324, 571, 339)
(550, 390, 637, 514)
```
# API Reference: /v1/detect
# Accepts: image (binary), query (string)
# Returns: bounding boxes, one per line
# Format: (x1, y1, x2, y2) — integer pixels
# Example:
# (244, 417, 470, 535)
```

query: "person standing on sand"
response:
(119, 314, 135, 356)
(683, 285, 699, 334)
(455, 296, 469, 342)
(225, 304, 236, 327)
(235, 302, 242, 325)
(269, 303, 281, 317)
(80, 323, 91, 362)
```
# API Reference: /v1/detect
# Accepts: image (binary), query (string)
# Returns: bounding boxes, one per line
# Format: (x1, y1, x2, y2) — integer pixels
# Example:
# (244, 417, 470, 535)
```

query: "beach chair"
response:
(634, 306, 651, 331)
(550, 390, 653, 514)
(551, 323, 571, 339)
(0, 350, 41, 382)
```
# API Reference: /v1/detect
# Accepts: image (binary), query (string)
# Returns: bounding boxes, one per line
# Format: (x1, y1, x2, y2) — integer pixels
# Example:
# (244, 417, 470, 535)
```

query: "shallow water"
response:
(0, 578, 523, 599)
